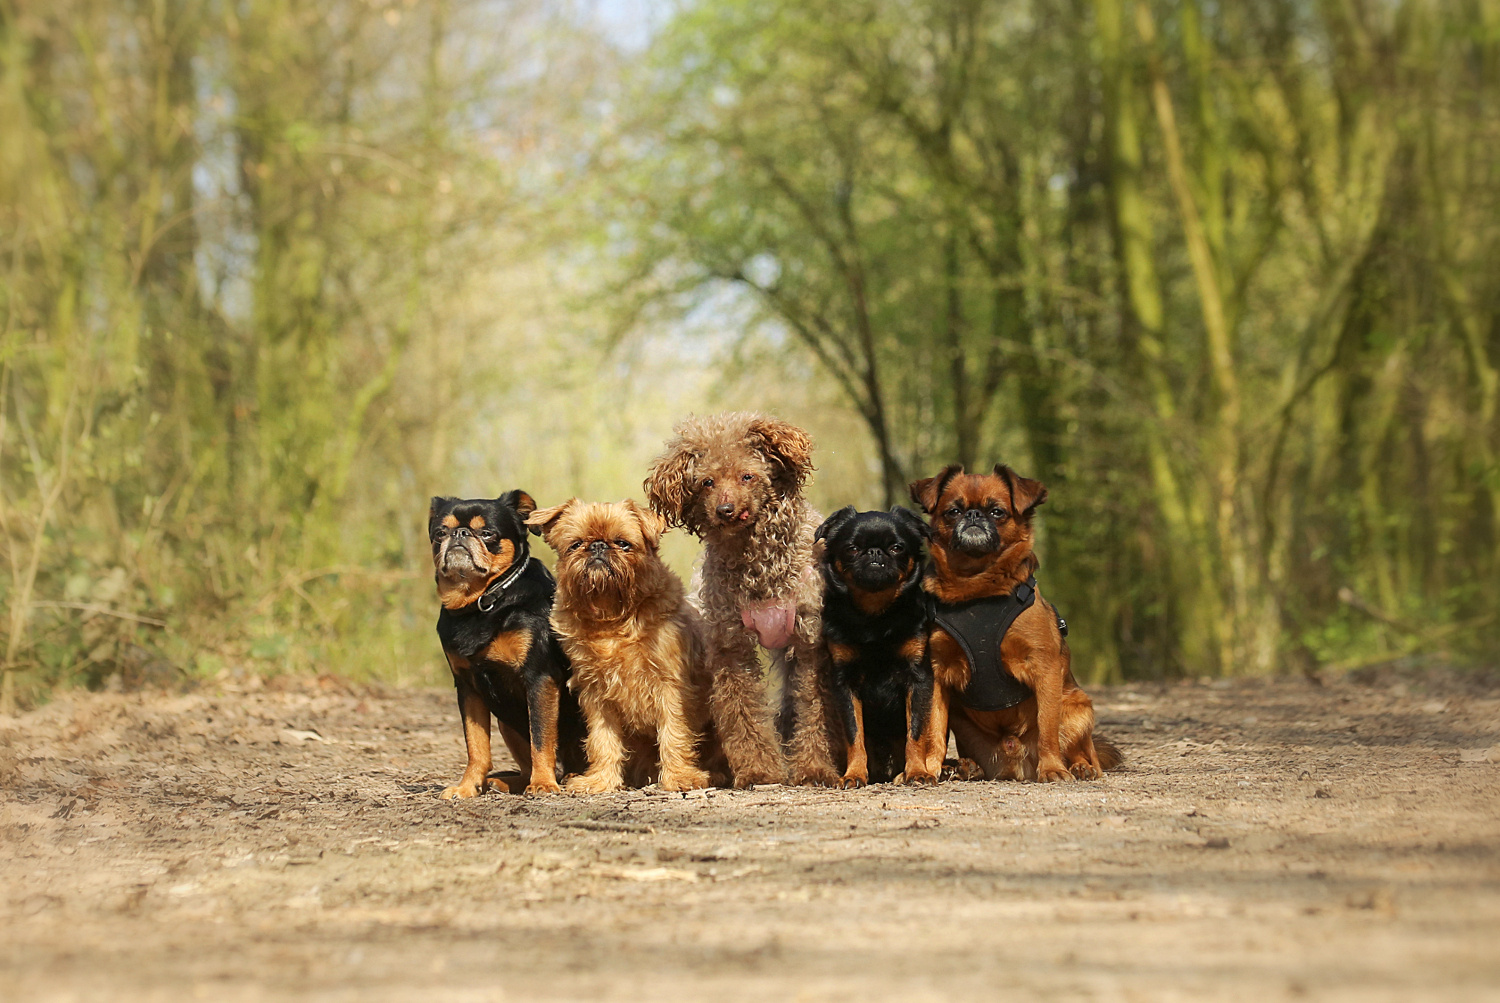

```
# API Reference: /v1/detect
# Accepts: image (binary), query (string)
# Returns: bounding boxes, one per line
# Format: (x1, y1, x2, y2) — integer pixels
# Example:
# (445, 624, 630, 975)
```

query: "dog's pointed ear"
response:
(524, 498, 576, 544)
(815, 505, 858, 544)
(994, 464, 1047, 518)
(747, 415, 815, 494)
(909, 464, 964, 515)
(625, 499, 668, 551)
(429, 496, 455, 522)
(499, 489, 537, 519)
(890, 505, 932, 540)
(644, 443, 698, 528)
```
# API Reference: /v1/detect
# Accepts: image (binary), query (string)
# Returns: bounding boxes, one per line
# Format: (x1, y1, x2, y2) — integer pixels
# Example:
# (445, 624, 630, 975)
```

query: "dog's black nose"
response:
(716, 503, 735, 518)
(588, 540, 609, 555)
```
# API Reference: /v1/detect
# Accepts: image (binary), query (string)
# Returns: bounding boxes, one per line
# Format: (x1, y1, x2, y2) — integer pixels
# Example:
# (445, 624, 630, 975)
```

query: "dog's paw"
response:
(902, 770, 939, 786)
(440, 780, 486, 800)
(839, 774, 868, 790)
(789, 767, 841, 787)
(525, 778, 563, 796)
(1037, 761, 1074, 783)
(941, 758, 985, 782)
(565, 775, 620, 795)
(1069, 761, 1101, 781)
(659, 769, 711, 792)
(732, 768, 786, 788)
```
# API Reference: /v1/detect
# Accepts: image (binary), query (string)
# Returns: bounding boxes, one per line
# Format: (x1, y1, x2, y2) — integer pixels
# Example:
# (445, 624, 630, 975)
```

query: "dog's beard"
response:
(566, 555, 636, 597)
(436, 540, 492, 583)
(951, 520, 1000, 556)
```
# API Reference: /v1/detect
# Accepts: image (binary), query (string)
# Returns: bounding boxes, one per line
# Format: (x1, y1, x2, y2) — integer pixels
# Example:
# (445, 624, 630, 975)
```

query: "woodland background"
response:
(2, 0, 1498, 711)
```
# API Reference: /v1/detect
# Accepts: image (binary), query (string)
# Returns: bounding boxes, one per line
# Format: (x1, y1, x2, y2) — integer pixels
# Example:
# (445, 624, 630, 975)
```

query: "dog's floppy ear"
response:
(994, 464, 1047, 518)
(815, 505, 858, 545)
(908, 464, 964, 515)
(747, 415, 815, 495)
(890, 505, 932, 541)
(643, 443, 698, 528)
(499, 489, 537, 519)
(624, 499, 668, 552)
(524, 498, 576, 545)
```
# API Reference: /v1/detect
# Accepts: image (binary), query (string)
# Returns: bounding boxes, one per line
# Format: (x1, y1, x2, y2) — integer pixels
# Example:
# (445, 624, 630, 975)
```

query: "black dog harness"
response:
(927, 575, 1058, 712)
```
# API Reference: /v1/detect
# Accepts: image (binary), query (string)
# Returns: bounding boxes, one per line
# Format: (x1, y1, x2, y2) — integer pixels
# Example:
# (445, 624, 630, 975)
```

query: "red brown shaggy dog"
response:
(909, 464, 1120, 783)
(527, 498, 719, 794)
(644, 413, 842, 787)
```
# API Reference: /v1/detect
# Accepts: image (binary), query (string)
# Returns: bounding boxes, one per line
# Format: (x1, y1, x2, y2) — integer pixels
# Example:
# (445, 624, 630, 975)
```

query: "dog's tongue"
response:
(741, 603, 796, 650)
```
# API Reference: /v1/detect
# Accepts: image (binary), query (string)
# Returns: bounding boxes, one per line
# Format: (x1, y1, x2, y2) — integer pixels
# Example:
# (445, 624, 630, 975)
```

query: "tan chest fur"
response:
(558, 609, 708, 736)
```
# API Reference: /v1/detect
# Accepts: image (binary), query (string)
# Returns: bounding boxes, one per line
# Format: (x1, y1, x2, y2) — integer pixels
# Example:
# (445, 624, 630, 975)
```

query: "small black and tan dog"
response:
(816, 506, 936, 787)
(429, 490, 587, 797)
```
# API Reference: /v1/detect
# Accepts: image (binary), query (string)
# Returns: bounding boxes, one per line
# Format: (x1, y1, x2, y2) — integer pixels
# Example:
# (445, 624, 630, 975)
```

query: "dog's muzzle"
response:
(849, 553, 902, 591)
(585, 541, 615, 574)
(953, 513, 1000, 555)
(440, 544, 477, 571)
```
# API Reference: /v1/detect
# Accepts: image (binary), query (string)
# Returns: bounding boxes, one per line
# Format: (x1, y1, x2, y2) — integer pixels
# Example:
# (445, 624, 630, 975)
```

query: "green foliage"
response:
(0, 0, 560, 708)
(3, 0, 1497, 706)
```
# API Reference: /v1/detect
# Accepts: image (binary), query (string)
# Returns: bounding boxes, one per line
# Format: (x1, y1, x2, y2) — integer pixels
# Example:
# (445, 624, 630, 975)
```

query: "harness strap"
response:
(927, 575, 1038, 712)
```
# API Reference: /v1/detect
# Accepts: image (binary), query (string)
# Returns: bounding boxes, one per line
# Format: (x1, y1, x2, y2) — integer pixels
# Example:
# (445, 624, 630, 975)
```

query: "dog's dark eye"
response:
(740, 473, 753, 482)
(432, 528, 447, 540)
(615, 539, 631, 550)
(889, 543, 904, 554)
(991, 508, 1009, 522)
(480, 530, 496, 541)
(569, 541, 584, 551)
(844, 545, 859, 557)
(945, 507, 961, 520)
(702, 477, 715, 489)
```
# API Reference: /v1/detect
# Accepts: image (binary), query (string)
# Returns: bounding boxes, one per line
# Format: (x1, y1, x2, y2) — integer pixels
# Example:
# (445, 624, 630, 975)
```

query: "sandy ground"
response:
(1, 666, 1498, 1003)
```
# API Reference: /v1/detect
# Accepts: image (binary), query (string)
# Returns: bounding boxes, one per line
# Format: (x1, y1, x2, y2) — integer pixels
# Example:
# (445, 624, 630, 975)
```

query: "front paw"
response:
(1069, 761, 1101, 781)
(659, 769, 711, 791)
(789, 767, 841, 787)
(732, 768, 786, 789)
(525, 778, 563, 796)
(839, 773, 868, 790)
(1038, 760, 1074, 783)
(902, 769, 939, 786)
(440, 779, 487, 800)
(942, 758, 985, 782)
(565, 774, 621, 795)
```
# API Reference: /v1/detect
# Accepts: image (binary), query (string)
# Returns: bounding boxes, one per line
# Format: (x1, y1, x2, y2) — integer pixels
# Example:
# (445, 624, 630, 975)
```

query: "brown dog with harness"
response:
(909, 464, 1120, 782)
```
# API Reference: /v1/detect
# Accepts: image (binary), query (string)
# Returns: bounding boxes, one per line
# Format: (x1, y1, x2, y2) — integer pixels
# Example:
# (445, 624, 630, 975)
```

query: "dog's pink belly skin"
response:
(741, 604, 796, 650)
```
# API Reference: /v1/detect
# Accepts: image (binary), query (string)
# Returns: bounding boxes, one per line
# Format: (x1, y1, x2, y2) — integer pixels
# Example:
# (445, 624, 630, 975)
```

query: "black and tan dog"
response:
(429, 491, 587, 797)
(816, 506, 939, 787)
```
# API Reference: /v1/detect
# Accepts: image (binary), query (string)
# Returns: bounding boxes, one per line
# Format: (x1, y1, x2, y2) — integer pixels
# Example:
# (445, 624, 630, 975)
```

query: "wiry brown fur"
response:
(528, 499, 720, 793)
(911, 464, 1122, 783)
(644, 412, 841, 787)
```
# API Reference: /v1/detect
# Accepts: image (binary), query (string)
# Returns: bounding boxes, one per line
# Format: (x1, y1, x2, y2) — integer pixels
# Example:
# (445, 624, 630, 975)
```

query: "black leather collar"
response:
(475, 546, 531, 613)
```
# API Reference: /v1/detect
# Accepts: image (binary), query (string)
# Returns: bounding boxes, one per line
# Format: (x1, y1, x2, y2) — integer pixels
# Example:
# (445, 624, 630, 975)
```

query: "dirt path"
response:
(2, 668, 1497, 1002)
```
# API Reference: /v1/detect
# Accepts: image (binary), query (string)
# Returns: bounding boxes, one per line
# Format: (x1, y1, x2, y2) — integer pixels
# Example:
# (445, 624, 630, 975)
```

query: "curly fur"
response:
(644, 412, 841, 786)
